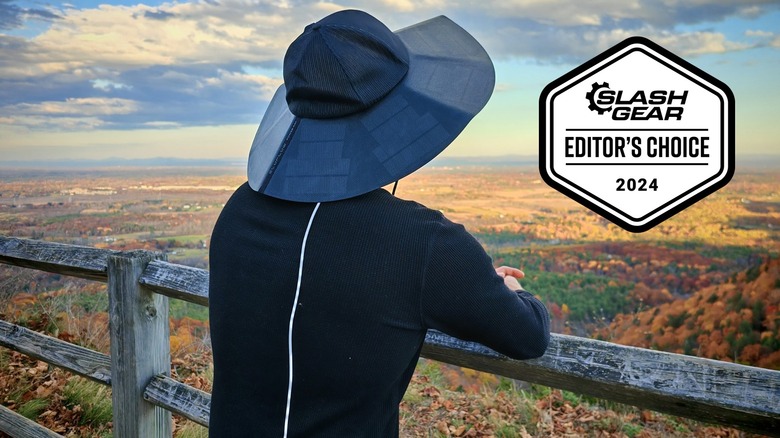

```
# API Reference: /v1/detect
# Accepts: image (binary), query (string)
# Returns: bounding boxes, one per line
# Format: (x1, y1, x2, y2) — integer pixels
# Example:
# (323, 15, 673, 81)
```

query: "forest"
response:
(0, 164, 777, 437)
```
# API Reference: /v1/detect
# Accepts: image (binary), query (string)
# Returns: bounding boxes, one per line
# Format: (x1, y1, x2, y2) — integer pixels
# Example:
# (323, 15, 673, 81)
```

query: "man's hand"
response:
(495, 266, 525, 291)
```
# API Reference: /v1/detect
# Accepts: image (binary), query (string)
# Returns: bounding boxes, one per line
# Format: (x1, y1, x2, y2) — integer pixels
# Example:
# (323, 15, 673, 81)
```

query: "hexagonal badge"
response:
(540, 36, 734, 233)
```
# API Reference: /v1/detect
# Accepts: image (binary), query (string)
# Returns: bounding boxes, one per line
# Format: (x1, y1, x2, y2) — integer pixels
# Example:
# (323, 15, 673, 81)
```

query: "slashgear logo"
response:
(540, 37, 735, 233)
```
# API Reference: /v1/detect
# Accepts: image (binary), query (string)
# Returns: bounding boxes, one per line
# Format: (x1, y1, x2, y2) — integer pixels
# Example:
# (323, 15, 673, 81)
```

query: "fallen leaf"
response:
(436, 420, 450, 436)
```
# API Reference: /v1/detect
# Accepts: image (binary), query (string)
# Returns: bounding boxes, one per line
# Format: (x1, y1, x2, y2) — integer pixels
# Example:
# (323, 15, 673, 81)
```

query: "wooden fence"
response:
(0, 236, 778, 437)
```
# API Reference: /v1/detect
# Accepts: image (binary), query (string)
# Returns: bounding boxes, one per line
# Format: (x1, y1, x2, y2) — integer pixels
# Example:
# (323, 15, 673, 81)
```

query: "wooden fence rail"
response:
(0, 236, 778, 437)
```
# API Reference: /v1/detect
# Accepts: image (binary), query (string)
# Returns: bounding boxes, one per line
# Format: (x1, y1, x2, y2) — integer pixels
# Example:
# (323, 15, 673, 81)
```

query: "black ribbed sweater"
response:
(208, 183, 550, 437)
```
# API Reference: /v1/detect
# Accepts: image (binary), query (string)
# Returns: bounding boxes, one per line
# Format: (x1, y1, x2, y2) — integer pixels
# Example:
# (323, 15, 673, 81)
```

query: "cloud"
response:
(0, 95, 136, 130)
(142, 9, 176, 21)
(370, 0, 447, 13)
(744, 29, 780, 49)
(651, 30, 750, 56)
(0, 0, 290, 129)
(0, 114, 106, 130)
(8, 0, 775, 76)
(341, 0, 778, 62)
(0, 97, 138, 130)
(92, 79, 132, 91)
(106, 65, 281, 127)
(745, 29, 773, 38)
(473, 22, 754, 63)
(0, 0, 60, 30)
(424, 0, 778, 29)
(0, 0, 777, 132)
(6, 97, 138, 116)
(494, 83, 514, 93)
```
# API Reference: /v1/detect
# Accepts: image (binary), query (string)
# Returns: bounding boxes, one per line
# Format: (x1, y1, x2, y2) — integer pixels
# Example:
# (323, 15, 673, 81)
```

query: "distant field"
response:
(1, 164, 777, 328)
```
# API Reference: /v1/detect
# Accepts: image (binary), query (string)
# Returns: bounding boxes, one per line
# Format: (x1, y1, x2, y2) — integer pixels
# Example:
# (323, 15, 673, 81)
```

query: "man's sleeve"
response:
(420, 219, 550, 359)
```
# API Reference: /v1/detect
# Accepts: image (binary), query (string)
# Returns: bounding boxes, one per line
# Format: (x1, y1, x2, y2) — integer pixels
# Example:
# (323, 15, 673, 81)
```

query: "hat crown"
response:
(283, 10, 410, 119)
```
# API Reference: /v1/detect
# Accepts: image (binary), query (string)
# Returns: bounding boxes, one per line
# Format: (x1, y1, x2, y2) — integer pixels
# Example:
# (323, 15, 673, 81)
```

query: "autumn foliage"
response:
(601, 257, 780, 369)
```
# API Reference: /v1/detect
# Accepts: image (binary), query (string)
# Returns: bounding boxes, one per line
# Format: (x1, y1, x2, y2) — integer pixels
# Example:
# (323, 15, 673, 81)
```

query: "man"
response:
(208, 9, 550, 437)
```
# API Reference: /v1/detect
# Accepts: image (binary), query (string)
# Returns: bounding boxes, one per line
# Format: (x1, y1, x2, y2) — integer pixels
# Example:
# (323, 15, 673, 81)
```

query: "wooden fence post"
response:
(108, 252, 171, 438)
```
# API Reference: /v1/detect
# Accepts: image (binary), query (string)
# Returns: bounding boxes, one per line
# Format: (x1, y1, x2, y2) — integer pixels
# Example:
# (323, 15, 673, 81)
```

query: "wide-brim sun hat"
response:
(247, 9, 495, 202)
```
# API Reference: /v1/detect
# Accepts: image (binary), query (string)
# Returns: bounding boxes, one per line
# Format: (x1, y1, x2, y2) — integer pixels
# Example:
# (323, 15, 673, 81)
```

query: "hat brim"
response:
(247, 15, 495, 202)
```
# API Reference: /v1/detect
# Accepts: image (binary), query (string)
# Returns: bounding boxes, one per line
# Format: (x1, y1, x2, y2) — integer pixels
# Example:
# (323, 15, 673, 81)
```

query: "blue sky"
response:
(0, 0, 778, 161)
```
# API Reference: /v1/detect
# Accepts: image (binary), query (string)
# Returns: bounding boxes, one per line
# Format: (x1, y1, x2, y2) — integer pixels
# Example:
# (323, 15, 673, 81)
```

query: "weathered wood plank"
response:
(0, 320, 111, 385)
(140, 260, 209, 307)
(108, 253, 172, 438)
(422, 330, 780, 437)
(0, 236, 115, 281)
(143, 374, 211, 427)
(0, 405, 64, 438)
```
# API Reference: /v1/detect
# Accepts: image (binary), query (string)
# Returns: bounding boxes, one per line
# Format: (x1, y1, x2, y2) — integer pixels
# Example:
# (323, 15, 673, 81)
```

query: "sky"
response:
(0, 0, 779, 162)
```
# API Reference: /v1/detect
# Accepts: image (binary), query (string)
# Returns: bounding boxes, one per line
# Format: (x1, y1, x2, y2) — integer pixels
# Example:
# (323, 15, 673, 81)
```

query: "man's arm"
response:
(420, 219, 550, 359)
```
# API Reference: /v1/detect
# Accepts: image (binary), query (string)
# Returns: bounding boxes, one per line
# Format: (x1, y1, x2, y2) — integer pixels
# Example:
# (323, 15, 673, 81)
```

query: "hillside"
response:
(600, 257, 780, 369)
(1, 167, 777, 436)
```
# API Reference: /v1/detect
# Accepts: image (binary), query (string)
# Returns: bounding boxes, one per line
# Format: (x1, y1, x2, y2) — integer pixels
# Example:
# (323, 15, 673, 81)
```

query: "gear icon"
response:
(585, 82, 611, 114)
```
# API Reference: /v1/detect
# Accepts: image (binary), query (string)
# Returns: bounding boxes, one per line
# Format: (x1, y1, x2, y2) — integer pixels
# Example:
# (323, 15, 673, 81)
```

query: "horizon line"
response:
(0, 153, 777, 170)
